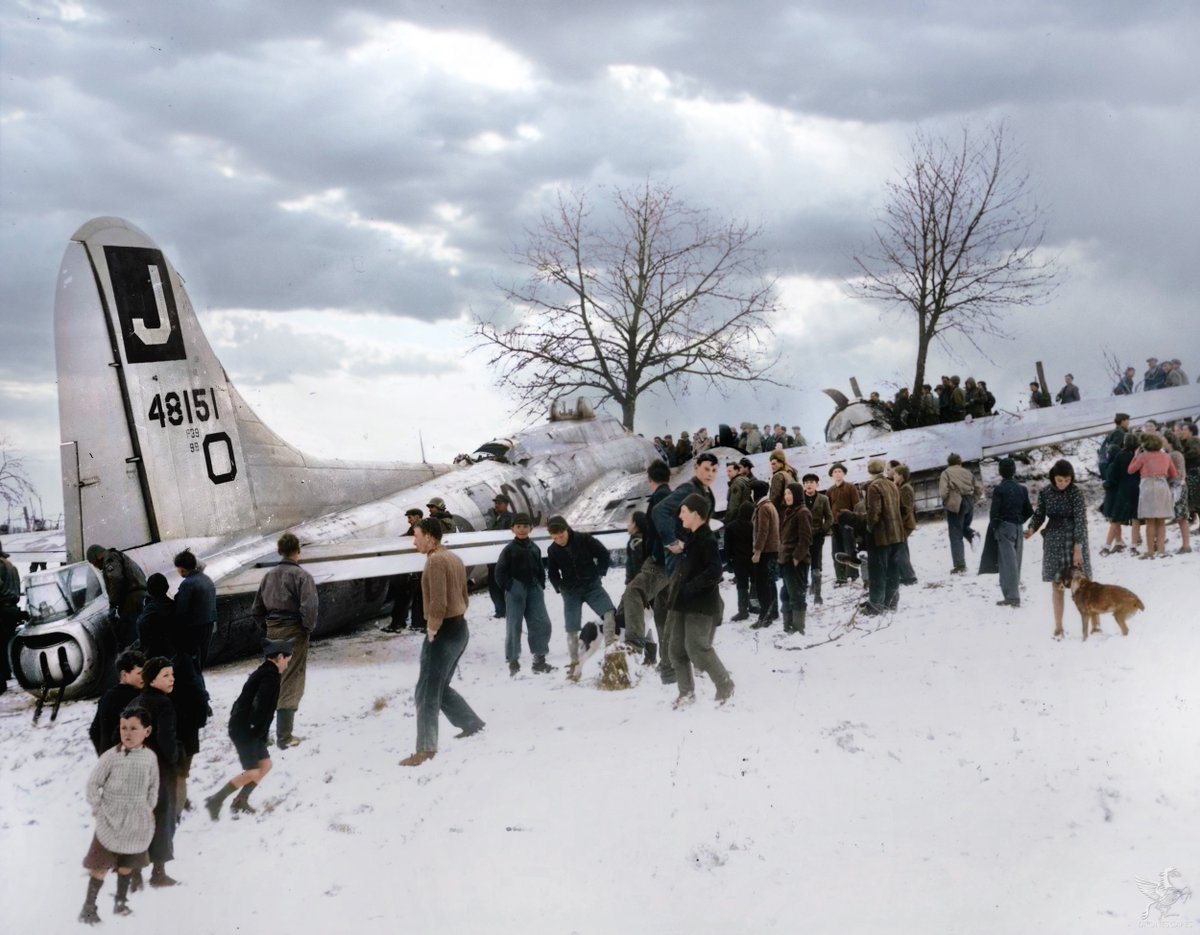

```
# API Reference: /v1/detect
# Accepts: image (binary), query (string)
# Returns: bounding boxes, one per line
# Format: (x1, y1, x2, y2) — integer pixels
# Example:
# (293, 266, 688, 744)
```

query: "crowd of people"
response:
(650, 422, 809, 465)
(31, 396, 1200, 924)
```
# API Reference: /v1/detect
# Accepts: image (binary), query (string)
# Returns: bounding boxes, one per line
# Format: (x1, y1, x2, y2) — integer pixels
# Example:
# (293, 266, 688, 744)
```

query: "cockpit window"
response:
(24, 563, 101, 625)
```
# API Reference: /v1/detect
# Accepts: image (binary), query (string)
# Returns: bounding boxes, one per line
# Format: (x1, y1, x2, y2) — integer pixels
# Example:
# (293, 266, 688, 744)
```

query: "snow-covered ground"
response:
(3, 455, 1198, 935)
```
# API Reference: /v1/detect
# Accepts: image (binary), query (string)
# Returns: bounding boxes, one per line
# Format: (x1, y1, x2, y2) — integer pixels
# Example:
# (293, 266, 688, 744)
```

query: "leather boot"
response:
(276, 709, 302, 748)
(810, 571, 823, 605)
(642, 642, 658, 666)
(781, 608, 795, 632)
(80, 877, 102, 925)
(795, 608, 806, 635)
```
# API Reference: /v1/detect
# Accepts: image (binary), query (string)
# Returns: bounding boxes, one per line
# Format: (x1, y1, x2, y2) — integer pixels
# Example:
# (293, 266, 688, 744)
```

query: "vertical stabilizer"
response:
(56, 218, 258, 560)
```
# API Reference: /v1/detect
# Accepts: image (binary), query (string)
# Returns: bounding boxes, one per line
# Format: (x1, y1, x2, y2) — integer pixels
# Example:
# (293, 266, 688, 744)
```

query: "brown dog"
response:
(1054, 566, 1145, 641)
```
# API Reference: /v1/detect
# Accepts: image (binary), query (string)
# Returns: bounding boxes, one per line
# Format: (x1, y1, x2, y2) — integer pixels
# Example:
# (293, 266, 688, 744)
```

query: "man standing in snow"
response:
(988, 459, 1033, 608)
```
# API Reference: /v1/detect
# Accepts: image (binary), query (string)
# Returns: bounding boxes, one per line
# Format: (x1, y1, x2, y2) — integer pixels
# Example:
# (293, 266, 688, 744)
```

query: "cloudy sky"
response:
(2, 1, 1197, 523)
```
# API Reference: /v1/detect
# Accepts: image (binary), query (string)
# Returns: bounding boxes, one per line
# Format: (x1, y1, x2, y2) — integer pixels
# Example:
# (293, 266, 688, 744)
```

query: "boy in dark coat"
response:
(89, 650, 146, 756)
(134, 574, 176, 660)
(546, 516, 615, 680)
(204, 639, 294, 820)
(494, 514, 555, 676)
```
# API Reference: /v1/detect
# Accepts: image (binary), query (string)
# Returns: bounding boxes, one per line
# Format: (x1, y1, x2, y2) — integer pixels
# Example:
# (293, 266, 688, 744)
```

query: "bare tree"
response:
(1, 438, 37, 516)
(473, 182, 783, 430)
(850, 123, 1059, 393)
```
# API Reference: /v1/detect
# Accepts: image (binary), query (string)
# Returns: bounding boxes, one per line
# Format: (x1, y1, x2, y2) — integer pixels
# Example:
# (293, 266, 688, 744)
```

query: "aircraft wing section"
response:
(214, 527, 630, 596)
(0, 530, 67, 566)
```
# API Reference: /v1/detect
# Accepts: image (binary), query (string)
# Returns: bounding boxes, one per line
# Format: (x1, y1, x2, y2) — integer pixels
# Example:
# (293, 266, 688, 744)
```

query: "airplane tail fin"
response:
(55, 218, 263, 561)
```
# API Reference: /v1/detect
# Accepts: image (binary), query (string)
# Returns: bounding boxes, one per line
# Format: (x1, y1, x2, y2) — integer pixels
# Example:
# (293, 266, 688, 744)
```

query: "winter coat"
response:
(778, 500, 814, 566)
(864, 476, 905, 547)
(652, 479, 716, 555)
(252, 559, 319, 633)
(1056, 383, 1081, 404)
(87, 746, 159, 856)
(97, 548, 148, 621)
(546, 529, 610, 593)
(89, 683, 141, 756)
(175, 568, 217, 639)
(136, 687, 181, 771)
(723, 503, 755, 576)
(768, 465, 797, 514)
(642, 484, 672, 566)
(135, 593, 177, 659)
(485, 508, 515, 531)
(726, 474, 753, 521)
(495, 536, 546, 591)
(826, 480, 861, 518)
(1101, 449, 1139, 522)
(229, 660, 282, 744)
(802, 491, 833, 537)
(170, 653, 210, 757)
(990, 478, 1033, 526)
(752, 497, 780, 555)
(938, 464, 983, 514)
(666, 524, 723, 618)
(897, 482, 918, 536)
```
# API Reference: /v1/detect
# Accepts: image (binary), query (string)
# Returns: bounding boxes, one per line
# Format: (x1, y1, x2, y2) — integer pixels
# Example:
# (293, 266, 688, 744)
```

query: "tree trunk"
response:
(621, 396, 637, 432)
(912, 331, 930, 395)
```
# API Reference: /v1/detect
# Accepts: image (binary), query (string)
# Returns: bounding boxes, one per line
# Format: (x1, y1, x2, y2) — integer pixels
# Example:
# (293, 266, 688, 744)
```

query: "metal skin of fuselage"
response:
(7, 217, 656, 702)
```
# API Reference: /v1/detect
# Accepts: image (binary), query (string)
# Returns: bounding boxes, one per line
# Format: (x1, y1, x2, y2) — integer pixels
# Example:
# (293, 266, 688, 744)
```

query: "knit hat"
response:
(146, 572, 170, 597)
(828, 462, 847, 477)
(546, 515, 569, 533)
(867, 459, 885, 475)
(769, 449, 787, 465)
(511, 513, 532, 526)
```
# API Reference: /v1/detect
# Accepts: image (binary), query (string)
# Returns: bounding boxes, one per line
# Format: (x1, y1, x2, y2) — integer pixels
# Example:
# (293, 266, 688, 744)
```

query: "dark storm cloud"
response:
(1, 0, 1196, 453)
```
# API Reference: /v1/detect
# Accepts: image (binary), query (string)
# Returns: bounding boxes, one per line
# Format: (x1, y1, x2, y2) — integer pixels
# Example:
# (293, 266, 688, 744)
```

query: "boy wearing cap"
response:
(826, 464, 861, 586)
(204, 639, 293, 819)
(495, 514, 556, 675)
(546, 516, 616, 681)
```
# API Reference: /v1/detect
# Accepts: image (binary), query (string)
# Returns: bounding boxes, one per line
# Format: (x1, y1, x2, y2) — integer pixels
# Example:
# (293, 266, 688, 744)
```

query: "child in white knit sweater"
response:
(79, 707, 159, 925)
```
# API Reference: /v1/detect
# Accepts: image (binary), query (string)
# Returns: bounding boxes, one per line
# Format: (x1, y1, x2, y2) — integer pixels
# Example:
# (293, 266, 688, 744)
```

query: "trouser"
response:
(732, 568, 752, 614)
(667, 609, 733, 698)
(894, 539, 916, 583)
(415, 616, 484, 754)
(388, 574, 425, 628)
(266, 621, 309, 710)
(945, 497, 975, 568)
(753, 553, 779, 618)
(996, 521, 1023, 603)
(831, 526, 859, 581)
(191, 622, 214, 671)
(779, 561, 809, 615)
(560, 582, 615, 634)
(866, 543, 901, 610)
(487, 565, 506, 617)
(0, 605, 22, 682)
(620, 559, 668, 646)
(808, 535, 825, 600)
(504, 580, 552, 661)
(149, 761, 178, 864)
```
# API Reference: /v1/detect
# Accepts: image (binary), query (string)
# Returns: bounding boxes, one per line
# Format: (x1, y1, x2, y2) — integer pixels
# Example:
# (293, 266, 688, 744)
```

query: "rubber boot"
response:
(781, 608, 794, 633)
(113, 872, 132, 916)
(231, 782, 258, 815)
(795, 608, 806, 635)
(80, 877, 103, 925)
(602, 610, 617, 646)
(205, 782, 237, 821)
(811, 571, 823, 606)
(276, 709, 302, 748)
(643, 642, 658, 666)
(566, 632, 581, 682)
